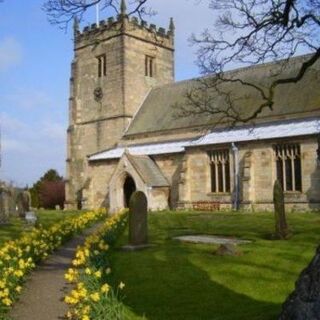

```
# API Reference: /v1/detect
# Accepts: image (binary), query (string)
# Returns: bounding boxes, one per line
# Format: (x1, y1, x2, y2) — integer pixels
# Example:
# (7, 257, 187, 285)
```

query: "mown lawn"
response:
(0, 210, 80, 244)
(110, 211, 320, 320)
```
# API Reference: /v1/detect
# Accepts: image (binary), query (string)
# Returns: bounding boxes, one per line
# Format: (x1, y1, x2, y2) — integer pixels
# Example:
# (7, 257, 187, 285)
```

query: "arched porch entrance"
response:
(123, 175, 136, 208)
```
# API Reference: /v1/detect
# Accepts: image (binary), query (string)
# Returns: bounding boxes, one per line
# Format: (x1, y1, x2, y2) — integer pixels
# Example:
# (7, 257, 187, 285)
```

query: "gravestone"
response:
(0, 191, 7, 224)
(0, 186, 11, 224)
(216, 243, 243, 256)
(279, 245, 320, 319)
(15, 191, 30, 218)
(273, 180, 289, 239)
(129, 191, 148, 246)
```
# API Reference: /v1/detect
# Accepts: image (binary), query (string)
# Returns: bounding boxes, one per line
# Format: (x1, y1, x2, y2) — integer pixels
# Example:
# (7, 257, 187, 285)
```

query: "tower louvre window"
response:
(145, 55, 154, 77)
(274, 144, 302, 192)
(208, 149, 231, 193)
(97, 54, 106, 77)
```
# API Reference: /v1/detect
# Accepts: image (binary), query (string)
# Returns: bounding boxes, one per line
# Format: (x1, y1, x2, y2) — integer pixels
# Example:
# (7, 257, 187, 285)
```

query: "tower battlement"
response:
(74, 14, 175, 51)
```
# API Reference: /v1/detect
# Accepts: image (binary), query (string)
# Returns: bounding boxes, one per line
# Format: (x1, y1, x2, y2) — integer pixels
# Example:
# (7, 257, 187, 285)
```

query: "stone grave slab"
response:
(173, 235, 252, 245)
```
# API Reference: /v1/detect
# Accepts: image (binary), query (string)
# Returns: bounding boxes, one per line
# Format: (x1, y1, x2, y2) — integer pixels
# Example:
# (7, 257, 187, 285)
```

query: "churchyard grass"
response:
(0, 210, 79, 244)
(109, 210, 320, 320)
(36, 209, 80, 228)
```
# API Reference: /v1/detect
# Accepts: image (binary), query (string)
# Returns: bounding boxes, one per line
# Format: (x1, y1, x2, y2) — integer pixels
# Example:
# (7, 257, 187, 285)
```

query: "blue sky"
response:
(0, 0, 214, 186)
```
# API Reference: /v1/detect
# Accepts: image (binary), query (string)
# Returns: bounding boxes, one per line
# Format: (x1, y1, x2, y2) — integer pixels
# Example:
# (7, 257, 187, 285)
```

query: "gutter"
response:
(231, 142, 240, 210)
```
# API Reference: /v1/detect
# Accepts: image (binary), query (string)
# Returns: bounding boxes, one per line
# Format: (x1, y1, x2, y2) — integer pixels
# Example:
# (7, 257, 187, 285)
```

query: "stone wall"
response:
(83, 160, 118, 209)
(153, 154, 184, 209)
(182, 136, 320, 211)
(85, 136, 319, 212)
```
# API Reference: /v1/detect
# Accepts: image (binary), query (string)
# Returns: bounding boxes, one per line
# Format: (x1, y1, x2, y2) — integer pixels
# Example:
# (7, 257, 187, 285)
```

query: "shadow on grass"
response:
(110, 242, 280, 320)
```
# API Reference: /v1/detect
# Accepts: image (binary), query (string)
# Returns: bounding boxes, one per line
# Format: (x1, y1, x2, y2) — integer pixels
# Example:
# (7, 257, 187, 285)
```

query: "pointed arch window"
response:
(274, 144, 302, 192)
(208, 149, 231, 193)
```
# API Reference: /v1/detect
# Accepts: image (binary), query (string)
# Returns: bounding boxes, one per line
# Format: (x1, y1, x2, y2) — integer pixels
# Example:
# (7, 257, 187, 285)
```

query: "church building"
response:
(65, 1, 320, 212)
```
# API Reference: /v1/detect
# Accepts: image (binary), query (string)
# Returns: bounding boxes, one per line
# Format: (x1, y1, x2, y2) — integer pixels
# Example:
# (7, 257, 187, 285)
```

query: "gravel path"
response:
(9, 224, 101, 320)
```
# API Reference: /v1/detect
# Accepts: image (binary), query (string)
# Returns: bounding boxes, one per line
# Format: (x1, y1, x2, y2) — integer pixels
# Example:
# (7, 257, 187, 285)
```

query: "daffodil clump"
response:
(64, 211, 128, 320)
(0, 209, 106, 314)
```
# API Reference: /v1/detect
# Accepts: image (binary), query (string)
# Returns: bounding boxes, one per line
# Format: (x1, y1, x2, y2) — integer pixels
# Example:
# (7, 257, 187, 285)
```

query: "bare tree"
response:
(43, 0, 319, 124)
(177, 0, 320, 126)
(43, 0, 153, 30)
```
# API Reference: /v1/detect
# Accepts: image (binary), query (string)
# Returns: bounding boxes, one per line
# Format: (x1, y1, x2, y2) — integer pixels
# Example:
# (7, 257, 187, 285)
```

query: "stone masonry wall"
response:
(153, 154, 184, 209)
(84, 160, 117, 209)
(183, 136, 320, 211)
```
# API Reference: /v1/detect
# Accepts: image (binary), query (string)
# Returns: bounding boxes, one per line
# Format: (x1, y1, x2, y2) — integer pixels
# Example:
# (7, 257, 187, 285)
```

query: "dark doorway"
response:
(124, 176, 136, 208)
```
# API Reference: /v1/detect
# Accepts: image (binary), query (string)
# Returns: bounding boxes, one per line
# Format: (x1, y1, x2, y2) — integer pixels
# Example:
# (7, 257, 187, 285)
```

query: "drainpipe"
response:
(231, 143, 240, 210)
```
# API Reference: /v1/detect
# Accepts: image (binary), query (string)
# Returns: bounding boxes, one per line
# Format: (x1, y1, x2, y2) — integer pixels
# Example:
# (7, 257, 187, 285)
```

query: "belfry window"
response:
(208, 149, 231, 193)
(274, 144, 302, 192)
(145, 55, 154, 77)
(97, 54, 106, 77)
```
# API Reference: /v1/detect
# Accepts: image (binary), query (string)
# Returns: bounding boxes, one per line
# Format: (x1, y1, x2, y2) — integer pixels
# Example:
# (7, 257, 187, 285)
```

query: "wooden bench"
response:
(192, 201, 220, 211)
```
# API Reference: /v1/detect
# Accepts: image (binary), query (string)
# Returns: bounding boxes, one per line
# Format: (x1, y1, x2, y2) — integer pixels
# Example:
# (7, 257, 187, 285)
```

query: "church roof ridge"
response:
(151, 52, 315, 92)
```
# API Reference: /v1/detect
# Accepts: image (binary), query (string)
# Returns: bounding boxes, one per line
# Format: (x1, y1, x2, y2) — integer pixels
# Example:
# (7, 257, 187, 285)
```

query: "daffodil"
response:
(118, 282, 125, 290)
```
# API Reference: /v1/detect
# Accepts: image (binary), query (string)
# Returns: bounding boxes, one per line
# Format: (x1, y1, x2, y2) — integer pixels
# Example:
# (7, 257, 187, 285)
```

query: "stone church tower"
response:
(65, 0, 175, 209)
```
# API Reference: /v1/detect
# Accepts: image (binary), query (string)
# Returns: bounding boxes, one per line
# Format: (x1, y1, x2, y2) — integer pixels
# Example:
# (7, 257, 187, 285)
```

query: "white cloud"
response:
(0, 112, 27, 132)
(41, 121, 65, 141)
(0, 37, 22, 71)
(2, 137, 30, 153)
(2, 89, 53, 110)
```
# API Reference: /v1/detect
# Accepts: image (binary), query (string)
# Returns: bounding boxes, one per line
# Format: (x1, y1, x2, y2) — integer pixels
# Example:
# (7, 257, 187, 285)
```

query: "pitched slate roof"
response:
(89, 140, 187, 160)
(126, 153, 169, 187)
(125, 54, 320, 136)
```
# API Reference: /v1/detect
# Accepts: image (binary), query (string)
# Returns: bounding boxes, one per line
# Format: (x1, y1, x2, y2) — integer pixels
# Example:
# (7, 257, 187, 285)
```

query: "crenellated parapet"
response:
(74, 14, 175, 51)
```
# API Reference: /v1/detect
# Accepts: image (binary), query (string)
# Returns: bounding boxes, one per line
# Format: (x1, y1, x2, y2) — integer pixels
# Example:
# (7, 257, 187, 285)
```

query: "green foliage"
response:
(110, 211, 320, 320)
(29, 187, 40, 208)
(40, 169, 63, 182)
(273, 180, 289, 239)
(28, 169, 64, 208)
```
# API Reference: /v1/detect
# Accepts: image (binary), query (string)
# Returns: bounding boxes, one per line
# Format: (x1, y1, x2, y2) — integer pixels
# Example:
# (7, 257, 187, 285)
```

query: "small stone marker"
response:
(129, 191, 148, 246)
(216, 243, 242, 256)
(25, 211, 37, 225)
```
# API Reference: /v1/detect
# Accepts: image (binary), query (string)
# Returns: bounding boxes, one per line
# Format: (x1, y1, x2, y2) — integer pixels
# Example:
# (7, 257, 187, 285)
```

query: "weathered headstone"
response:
(129, 191, 148, 246)
(15, 191, 30, 218)
(216, 243, 243, 256)
(279, 245, 320, 319)
(0, 191, 7, 224)
(273, 180, 289, 239)
(0, 184, 11, 224)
